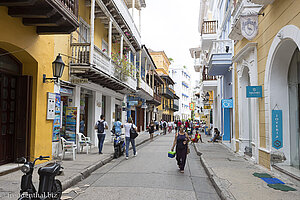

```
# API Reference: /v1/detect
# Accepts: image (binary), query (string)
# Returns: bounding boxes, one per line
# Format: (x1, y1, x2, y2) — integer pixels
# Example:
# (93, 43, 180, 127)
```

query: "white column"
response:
(139, 9, 142, 33)
(74, 86, 81, 136)
(105, 96, 115, 142)
(90, 0, 95, 64)
(93, 91, 102, 146)
(134, 53, 137, 79)
(120, 35, 124, 59)
(132, 0, 135, 18)
(108, 18, 112, 59)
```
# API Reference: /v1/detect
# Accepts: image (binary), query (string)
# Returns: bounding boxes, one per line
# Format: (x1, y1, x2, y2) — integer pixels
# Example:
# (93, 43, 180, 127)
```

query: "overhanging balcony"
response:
(202, 66, 218, 92)
(160, 87, 174, 99)
(146, 92, 162, 106)
(201, 20, 218, 51)
(136, 79, 154, 101)
(0, 0, 79, 34)
(70, 43, 136, 93)
(207, 40, 233, 76)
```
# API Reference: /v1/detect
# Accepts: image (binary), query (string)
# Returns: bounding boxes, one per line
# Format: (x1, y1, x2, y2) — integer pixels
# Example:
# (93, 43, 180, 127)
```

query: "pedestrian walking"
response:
(171, 125, 190, 173)
(163, 120, 167, 135)
(168, 121, 173, 134)
(148, 120, 155, 141)
(95, 115, 108, 154)
(190, 119, 194, 135)
(124, 118, 137, 159)
(155, 121, 159, 131)
(113, 118, 123, 135)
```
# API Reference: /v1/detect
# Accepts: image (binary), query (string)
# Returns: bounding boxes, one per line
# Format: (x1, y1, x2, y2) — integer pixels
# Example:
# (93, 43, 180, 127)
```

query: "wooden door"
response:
(14, 75, 32, 161)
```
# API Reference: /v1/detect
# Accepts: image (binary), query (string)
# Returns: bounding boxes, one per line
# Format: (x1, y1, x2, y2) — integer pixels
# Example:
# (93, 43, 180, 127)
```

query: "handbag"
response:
(130, 124, 138, 139)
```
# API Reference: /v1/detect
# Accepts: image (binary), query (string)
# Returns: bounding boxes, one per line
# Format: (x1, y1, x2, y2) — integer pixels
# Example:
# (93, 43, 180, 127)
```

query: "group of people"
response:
(95, 115, 137, 160)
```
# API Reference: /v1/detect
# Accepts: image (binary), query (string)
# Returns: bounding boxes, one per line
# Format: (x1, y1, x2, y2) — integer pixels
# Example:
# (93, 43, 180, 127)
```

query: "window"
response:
(79, 18, 90, 43)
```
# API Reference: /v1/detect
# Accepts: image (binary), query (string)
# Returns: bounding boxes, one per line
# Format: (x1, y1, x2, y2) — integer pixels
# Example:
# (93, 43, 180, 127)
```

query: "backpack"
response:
(130, 124, 138, 139)
(163, 122, 167, 128)
(97, 120, 105, 133)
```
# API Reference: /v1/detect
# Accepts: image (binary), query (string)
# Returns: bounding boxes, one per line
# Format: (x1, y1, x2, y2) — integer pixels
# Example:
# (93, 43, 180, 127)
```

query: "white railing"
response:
(139, 79, 153, 97)
(207, 40, 233, 61)
(113, 0, 141, 46)
(93, 46, 137, 90)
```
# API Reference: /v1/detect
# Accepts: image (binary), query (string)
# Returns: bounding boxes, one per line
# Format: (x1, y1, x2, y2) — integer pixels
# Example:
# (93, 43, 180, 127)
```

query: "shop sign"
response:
(71, 78, 88, 84)
(60, 87, 73, 95)
(189, 102, 195, 111)
(272, 110, 283, 150)
(246, 86, 262, 98)
(222, 99, 233, 108)
(201, 115, 207, 119)
(240, 15, 258, 41)
(66, 107, 77, 142)
(52, 93, 61, 142)
(204, 105, 211, 109)
(128, 101, 138, 106)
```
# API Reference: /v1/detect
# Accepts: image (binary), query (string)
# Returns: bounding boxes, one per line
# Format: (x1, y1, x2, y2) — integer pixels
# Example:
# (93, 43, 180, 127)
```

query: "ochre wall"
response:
(0, 6, 56, 161)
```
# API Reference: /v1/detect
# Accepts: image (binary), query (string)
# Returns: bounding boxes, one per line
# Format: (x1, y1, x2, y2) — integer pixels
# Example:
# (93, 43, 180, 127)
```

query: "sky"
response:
(141, 0, 201, 87)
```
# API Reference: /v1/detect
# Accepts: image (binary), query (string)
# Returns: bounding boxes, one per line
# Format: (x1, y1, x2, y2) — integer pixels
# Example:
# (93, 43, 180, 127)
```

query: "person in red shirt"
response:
(177, 120, 182, 131)
(185, 120, 189, 131)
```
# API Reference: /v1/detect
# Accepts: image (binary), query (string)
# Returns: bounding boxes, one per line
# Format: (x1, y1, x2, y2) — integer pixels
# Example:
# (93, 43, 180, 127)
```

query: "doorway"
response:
(288, 48, 300, 169)
(0, 51, 32, 165)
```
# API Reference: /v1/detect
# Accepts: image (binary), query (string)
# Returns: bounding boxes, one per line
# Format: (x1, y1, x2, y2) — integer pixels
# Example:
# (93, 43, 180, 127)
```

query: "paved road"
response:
(62, 133, 220, 200)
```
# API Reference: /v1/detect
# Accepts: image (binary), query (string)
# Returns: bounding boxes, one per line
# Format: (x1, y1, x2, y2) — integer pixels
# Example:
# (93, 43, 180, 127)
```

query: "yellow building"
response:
(150, 51, 179, 121)
(231, 0, 300, 171)
(0, 0, 144, 166)
(0, 1, 78, 165)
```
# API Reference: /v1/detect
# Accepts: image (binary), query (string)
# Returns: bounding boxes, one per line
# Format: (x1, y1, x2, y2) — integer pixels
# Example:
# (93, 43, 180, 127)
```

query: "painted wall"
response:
(0, 6, 58, 161)
(234, 0, 300, 168)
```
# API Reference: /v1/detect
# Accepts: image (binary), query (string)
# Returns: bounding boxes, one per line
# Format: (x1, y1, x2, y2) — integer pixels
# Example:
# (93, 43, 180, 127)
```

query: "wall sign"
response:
(128, 101, 138, 106)
(246, 86, 262, 98)
(240, 15, 258, 41)
(189, 102, 195, 111)
(66, 107, 77, 142)
(204, 105, 211, 109)
(47, 92, 56, 120)
(272, 110, 283, 150)
(222, 99, 233, 108)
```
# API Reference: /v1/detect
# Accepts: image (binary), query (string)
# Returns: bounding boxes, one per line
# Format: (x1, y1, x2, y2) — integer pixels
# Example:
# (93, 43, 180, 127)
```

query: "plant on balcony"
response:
(111, 52, 134, 81)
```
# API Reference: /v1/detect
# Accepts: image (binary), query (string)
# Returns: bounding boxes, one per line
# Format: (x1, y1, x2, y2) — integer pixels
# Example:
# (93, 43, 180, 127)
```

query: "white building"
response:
(170, 66, 192, 120)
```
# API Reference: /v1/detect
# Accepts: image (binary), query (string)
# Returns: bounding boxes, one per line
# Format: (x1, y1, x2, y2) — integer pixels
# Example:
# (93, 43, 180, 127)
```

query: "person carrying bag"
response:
(124, 118, 138, 159)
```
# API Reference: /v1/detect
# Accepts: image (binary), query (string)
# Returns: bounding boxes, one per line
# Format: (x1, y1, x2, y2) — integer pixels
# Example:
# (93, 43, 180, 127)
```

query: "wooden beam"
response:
(0, 0, 36, 6)
(8, 6, 56, 18)
(23, 14, 65, 26)
(37, 26, 76, 34)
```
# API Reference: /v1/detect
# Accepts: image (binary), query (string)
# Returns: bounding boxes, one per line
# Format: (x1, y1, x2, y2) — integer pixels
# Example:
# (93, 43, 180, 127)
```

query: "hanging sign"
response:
(246, 86, 262, 98)
(222, 99, 233, 108)
(65, 107, 77, 142)
(272, 110, 283, 149)
(52, 93, 61, 142)
(240, 15, 259, 41)
(204, 105, 211, 109)
(189, 103, 195, 111)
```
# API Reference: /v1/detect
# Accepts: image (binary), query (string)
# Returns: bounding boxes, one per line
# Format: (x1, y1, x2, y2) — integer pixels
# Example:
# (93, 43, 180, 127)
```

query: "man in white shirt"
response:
(95, 115, 108, 154)
(124, 118, 137, 159)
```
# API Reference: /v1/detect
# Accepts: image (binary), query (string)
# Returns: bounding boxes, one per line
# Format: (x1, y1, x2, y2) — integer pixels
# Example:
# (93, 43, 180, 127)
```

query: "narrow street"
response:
(62, 134, 220, 200)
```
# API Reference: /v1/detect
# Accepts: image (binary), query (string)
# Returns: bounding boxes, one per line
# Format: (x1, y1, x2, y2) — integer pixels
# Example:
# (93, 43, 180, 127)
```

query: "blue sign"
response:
(272, 110, 283, 150)
(246, 86, 262, 98)
(222, 99, 233, 108)
(128, 101, 138, 106)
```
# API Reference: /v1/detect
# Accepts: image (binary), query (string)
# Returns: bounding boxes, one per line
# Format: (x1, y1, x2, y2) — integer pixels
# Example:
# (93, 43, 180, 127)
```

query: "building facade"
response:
(170, 66, 192, 120)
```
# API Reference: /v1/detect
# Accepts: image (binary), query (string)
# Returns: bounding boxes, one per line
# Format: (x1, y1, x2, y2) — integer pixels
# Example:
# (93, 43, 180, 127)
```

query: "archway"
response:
(265, 25, 300, 168)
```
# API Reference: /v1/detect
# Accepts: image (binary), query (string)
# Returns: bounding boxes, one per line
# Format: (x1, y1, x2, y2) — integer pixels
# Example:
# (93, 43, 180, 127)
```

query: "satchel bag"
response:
(130, 124, 138, 139)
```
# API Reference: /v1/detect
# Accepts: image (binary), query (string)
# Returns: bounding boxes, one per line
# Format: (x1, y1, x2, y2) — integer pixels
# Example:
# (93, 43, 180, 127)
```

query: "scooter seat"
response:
(38, 163, 60, 175)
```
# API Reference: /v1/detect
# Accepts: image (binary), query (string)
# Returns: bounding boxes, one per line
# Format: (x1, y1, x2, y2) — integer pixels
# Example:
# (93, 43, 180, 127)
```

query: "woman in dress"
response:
(171, 125, 190, 173)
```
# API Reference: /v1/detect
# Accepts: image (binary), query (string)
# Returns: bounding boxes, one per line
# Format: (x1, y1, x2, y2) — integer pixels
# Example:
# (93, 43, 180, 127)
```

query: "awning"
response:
(208, 53, 232, 76)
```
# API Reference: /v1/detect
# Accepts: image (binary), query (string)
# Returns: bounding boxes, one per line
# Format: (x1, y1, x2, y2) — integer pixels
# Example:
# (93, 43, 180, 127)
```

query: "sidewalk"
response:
(194, 134, 300, 200)
(0, 131, 159, 199)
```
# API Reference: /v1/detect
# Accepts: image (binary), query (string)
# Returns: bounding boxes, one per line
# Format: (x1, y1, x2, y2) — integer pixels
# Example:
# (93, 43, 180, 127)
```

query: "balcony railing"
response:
(202, 20, 218, 35)
(160, 87, 174, 99)
(154, 93, 162, 103)
(70, 43, 136, 90)
(0, 0, 79, 34)
(207, 40, 233, 61)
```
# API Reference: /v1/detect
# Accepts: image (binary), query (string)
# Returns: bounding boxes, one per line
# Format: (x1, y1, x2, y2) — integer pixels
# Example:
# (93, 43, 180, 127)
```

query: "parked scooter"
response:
(18, 156, 62, 200)
(112, 133, 125, 158)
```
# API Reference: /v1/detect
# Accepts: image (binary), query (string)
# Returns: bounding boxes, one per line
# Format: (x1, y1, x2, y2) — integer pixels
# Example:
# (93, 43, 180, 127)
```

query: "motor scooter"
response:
(112, 132, 125, 158)
(18, 156, 63, 200)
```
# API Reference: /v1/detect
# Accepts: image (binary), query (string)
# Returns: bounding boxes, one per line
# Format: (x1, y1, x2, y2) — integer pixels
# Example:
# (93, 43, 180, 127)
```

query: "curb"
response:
(193, 143, 236, 200)
(61, 133, 159, 191)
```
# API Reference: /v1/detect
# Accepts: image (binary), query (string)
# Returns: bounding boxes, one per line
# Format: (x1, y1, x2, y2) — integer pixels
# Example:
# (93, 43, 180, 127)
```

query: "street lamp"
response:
(43, 54, 65, 83)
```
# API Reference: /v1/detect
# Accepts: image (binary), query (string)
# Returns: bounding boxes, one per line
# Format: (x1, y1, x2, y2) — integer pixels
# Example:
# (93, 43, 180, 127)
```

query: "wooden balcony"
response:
(0, 0, 79, 34)
(147, 92, 162, 106)
(202, 67, 217, 81)
(160, 87, 174, 99)
(202, 20, 218, 35)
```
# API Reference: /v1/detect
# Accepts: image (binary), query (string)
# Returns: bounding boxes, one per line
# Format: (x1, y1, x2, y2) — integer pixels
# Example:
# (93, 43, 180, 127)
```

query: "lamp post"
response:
(43, 54, 65, 83)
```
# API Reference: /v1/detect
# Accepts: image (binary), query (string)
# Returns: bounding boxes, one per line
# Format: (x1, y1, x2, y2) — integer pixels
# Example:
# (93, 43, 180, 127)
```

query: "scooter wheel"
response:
(51, 179, 62, 200)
